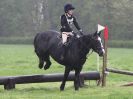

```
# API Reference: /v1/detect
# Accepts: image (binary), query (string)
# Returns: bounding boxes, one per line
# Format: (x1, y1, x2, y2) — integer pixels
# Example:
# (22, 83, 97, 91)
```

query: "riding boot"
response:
(60, 44, 67, 60)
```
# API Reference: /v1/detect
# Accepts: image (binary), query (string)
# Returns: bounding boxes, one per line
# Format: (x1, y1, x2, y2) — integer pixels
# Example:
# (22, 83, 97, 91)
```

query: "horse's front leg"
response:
(60, 67, 70, 91)
(74, 69, 81, 90)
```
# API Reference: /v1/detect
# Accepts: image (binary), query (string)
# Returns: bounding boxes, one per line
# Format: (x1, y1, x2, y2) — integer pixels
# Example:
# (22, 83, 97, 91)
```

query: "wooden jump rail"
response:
(105, 68, 133, 86)
(106, 68, 133, 76)
(121, 82, 133, 86)
(0, 71, 100, 90)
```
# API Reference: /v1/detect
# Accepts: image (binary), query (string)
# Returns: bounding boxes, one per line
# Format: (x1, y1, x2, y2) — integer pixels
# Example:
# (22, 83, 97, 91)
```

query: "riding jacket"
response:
(60, 14, 81, 32)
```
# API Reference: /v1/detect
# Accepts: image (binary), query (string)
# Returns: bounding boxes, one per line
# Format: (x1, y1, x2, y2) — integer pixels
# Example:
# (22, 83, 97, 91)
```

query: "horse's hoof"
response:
(60, 87, 64, 91)
(39, 65, 43, 69)
(60, 85, 65, 91)
(75, 87, 79, 91)
(75, 88, 79, 91)
(44, 62, 51, 70)
(44, 65, 50, 70)
(44, 66, 49, 70)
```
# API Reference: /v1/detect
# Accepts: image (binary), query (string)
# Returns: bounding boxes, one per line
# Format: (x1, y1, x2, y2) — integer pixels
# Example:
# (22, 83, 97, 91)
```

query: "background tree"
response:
(0, 0, 132, 41)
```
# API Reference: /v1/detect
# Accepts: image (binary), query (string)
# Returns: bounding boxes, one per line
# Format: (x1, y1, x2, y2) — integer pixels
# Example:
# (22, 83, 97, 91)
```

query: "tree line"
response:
(0, 0, 133, 41)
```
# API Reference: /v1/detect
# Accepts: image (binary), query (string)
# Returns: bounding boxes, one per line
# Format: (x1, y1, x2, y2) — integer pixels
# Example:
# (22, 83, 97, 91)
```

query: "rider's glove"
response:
(76, 35, 80, 38)
(72, 31, 76, 36)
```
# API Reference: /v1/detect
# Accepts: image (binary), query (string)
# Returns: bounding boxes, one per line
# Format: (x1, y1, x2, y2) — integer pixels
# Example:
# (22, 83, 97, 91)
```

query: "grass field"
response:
(0, 44, 133, 99)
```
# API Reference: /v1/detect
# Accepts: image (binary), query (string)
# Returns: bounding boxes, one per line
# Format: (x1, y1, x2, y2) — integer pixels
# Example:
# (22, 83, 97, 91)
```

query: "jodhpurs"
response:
(62, 32, 73, 44)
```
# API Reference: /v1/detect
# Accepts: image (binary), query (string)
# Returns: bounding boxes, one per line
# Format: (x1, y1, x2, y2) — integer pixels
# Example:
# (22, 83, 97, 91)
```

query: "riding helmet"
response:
(64, 4, 75, 13)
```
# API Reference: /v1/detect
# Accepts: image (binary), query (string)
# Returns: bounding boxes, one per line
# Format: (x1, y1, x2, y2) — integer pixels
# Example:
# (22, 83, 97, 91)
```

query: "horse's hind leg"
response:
(35, 48, 51, 70)
(35, 50, 45, 69)
(38, 57, 44, 69)
(44, 55, 51, 70)
(37, 53, 51, 70)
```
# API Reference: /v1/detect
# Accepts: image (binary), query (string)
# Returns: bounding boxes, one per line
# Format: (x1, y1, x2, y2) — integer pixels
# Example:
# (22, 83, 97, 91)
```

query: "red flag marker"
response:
(104, 26, 108, 41)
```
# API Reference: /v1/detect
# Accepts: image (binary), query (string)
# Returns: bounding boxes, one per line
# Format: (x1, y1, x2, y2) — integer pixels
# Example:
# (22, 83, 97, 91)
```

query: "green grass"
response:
(0, 44, 133, 99)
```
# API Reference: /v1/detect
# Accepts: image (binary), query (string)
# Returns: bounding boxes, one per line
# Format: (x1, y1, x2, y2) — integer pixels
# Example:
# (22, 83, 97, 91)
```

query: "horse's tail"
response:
(34, 33, 40, 53)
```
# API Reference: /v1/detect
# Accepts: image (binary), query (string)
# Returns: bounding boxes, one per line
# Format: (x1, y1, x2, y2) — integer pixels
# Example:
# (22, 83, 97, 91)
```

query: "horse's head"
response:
(90, 31, 105, 57)
(81, 31, 104, 57)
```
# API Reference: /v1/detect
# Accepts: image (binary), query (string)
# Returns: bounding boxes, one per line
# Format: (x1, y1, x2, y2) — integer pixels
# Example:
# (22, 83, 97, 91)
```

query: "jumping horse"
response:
(34, 30, 104, 90)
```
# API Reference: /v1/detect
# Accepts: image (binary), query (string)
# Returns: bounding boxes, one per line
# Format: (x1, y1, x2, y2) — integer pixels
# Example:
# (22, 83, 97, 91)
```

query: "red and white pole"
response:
(102, 26, 109, 86)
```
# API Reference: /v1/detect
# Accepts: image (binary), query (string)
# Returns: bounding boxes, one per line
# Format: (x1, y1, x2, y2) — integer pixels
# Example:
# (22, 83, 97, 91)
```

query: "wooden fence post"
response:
(102, 26, 108, 87)
(4, 78, 15, 90)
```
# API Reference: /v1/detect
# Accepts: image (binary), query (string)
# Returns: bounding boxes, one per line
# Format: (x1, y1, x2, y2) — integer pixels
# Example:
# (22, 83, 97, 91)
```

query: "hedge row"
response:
(0, 37, 133, 48)
(108, 40, 133, 48)
(0, 37, 34, 45)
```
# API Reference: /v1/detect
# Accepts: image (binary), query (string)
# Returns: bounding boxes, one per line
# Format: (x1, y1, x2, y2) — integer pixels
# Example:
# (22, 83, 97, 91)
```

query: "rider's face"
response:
(68, 10, 74, 15)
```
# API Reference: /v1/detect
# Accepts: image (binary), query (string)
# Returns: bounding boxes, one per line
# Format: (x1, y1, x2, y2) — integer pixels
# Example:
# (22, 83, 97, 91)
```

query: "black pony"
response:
(34, 30, 104, 91)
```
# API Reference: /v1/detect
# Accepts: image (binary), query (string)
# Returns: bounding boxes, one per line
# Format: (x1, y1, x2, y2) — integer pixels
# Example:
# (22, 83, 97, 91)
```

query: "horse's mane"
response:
(77, 34, 93, 59)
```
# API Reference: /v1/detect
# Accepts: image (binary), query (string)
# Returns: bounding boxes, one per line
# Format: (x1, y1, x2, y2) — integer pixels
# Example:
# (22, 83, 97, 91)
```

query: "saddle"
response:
(57, 32, 82, 47)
